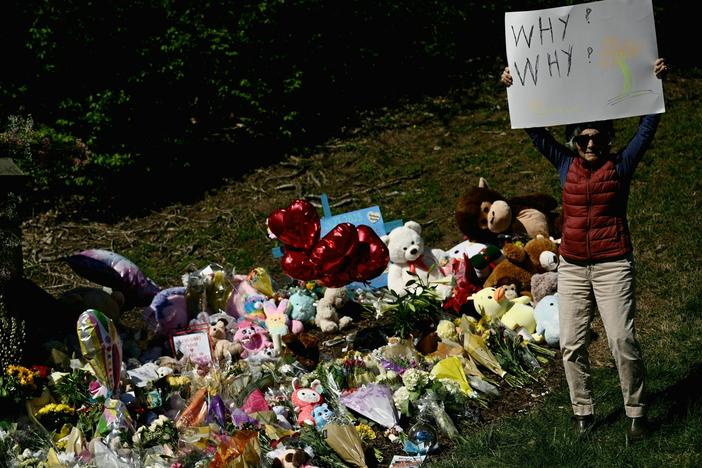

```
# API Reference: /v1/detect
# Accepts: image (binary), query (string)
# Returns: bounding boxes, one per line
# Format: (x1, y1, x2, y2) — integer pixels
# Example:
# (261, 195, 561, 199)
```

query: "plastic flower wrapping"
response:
(1, 215, 563, 466)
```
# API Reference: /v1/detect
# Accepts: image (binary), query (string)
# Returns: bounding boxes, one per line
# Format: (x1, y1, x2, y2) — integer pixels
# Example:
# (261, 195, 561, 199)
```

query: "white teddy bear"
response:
(381, 221, 454, 299)
(315, 286, 353, 332)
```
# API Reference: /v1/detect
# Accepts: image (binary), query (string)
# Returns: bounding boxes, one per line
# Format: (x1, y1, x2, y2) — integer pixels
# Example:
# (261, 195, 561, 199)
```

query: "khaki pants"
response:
(558, 255, 645, 418)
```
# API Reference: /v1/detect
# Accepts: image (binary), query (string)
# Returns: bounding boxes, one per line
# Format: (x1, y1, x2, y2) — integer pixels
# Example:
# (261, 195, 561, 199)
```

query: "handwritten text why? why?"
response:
(508, 8, 593, 87)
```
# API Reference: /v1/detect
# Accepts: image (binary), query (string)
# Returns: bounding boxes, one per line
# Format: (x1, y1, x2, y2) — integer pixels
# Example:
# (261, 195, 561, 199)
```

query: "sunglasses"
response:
(573, 133, 609, 147)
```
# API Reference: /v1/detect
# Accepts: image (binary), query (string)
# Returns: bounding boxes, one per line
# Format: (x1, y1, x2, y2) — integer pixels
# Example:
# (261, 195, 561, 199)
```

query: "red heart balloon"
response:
(319, 270, 356, 288)
(310, 223, 359, 279)
(267, 199, 321, 251)
(353, 225, 390, 281)
(281, 248, 318, 281)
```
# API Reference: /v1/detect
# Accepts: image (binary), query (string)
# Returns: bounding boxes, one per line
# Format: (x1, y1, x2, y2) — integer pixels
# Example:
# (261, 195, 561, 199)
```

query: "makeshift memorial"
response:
(207, 394, 228, 431)
(210, 319, 243, 362)
(289, 288, 317, 323)
(176, 387, 208, 429)
(404, 416, 439, 456)
(64, 248, 160, 308)
(34, 402, 76, 432)
(268, 445, 317, 468)
(364, 274, 445, 339)
(132, 414, 178, 450)
(240, 293, 269, 325)
(482, 242, 536, 295)
(50, 368, 92, 407)
(0, 364, 43, 405)
(264, 298, 303, 352)
(389, 455, 426, 468)
(233, 321, 273, 359)
(429, 356, 474, 396)
(415, 390, 459, 439)
(485, 323, 542, 388)
(534, 293, 560, 347)
(210, 430, 261, 468)
(96, 397, 134, 451)
(461, 324, 508, 380)
(455, 177, 560, 243)
(202, 263, 234, 313)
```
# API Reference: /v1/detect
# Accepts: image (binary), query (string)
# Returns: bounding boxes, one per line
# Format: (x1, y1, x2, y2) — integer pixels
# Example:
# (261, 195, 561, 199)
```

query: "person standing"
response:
(501, 58, 668, 440)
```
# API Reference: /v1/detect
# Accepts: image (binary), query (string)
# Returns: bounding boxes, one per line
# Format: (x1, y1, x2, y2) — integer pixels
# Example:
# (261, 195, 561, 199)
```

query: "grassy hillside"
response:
(21, 68, 702, 466)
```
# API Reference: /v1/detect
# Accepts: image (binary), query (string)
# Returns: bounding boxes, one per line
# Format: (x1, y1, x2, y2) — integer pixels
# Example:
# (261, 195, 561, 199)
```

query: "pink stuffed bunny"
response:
(291, 378, 324, 426)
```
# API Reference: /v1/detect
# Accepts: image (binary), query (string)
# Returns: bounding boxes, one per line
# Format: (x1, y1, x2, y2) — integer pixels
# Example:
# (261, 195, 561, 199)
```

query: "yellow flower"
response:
(355, 423, 377, 441)
(37, 403, 75, 417)
(167, 375, 190, 388)
(6, 365, 36, 387)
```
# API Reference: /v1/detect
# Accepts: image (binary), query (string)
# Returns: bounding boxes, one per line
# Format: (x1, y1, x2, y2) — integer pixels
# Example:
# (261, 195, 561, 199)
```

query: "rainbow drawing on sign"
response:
(601, 36, 656, 106)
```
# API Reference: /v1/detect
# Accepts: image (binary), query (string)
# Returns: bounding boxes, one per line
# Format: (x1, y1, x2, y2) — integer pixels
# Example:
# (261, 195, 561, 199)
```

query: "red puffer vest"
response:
(560, 158, 632, 262)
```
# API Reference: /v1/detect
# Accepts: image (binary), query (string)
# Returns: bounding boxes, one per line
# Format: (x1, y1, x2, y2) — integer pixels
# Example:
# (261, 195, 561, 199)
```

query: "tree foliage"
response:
(0, 1, 689, 218)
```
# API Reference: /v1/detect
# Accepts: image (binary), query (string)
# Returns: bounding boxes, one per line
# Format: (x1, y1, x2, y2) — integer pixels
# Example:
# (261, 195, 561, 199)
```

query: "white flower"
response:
(393, 386, 410, 406)
(401, 368, 429, 392)
(436, 320, 459, 342)
(0, 428, 8, 442)
(132, 432, 142, 444)
(57, 452, 76, 464)
(439, 378, 460, 395)
(279, 364, 293, 374)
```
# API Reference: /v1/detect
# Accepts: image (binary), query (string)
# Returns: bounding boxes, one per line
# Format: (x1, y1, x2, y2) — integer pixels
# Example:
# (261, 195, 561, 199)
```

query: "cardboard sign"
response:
(505, 0, 664, 128)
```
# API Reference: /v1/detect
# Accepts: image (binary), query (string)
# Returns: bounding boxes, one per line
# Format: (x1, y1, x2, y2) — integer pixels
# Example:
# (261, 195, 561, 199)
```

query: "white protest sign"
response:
(504, 0, 664, 129)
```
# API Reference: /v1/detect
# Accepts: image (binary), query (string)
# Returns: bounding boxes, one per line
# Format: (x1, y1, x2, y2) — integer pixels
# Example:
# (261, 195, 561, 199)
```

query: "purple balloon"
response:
(143, 287, 188, 336)
(66, 249, 160, 308)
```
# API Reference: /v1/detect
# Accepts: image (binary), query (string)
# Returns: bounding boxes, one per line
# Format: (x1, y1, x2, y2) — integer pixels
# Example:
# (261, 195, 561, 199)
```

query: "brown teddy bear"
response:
(482, 242, 536, 296)
(523, 235, 559, 274)
(455, 177, 560, 244)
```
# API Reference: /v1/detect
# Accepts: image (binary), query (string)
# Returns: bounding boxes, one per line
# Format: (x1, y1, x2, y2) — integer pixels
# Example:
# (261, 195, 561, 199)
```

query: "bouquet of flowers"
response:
(35, 403, 77, 432)
(51, 369, 93, 407)
(0, 365, 43, 405)
(132, 414, 179, 450)
(359, 274, 445, 338)
(485, 323, 542, 387)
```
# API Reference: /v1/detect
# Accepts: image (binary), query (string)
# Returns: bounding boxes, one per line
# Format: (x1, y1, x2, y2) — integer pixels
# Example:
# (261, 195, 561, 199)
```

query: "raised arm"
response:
(501, 66, 572, 182)
(617, 59, 668, 176)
